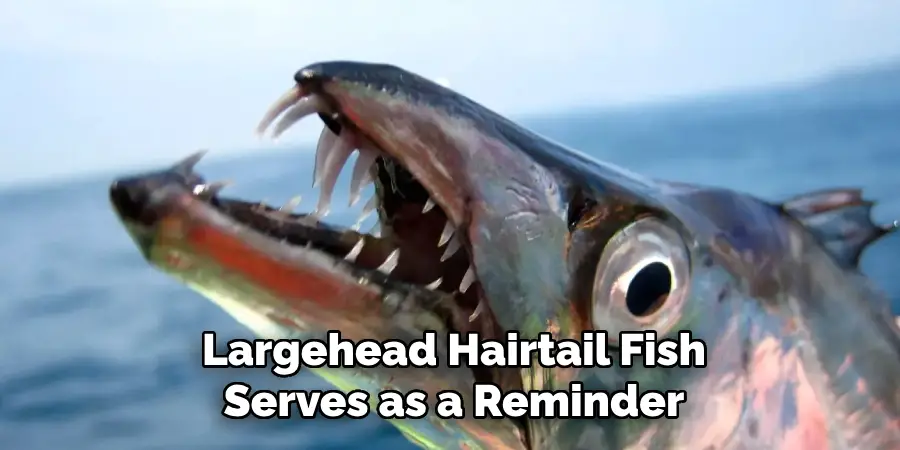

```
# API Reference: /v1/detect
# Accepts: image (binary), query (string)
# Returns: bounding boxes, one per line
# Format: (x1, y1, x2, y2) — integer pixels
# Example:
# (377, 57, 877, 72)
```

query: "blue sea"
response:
(2, 72, 899, 449)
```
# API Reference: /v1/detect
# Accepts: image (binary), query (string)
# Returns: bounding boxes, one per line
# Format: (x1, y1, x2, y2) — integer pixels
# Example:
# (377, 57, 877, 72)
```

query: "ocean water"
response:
(2, 86, 899, 449)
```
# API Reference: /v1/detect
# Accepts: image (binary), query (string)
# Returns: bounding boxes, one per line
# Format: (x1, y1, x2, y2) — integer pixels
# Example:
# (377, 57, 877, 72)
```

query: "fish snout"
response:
(109, 177, 154, 226)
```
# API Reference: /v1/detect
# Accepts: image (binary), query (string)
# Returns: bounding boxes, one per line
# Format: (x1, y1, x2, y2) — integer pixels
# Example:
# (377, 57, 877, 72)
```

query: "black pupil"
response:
(625, 261, 672, 316)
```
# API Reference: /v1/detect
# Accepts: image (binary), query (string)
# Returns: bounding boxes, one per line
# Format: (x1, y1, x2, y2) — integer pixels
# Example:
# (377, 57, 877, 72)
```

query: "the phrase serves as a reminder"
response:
(202, 330, 706, 420)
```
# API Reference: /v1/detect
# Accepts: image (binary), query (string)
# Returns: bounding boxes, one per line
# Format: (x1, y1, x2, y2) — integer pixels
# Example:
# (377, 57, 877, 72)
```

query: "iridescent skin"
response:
(110, 61, 899, 449)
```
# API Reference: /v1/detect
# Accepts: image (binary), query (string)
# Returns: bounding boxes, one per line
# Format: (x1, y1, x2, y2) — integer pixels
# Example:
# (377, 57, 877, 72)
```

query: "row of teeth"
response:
(196, 87, 482, 317)
(365, 244, 481, 323)
(255, 89, 380, 219)
(192, 176, 474, 296)
(253, 88, 455, 241)
(343, 241, 477, 295)
(265, 193, 473, 294)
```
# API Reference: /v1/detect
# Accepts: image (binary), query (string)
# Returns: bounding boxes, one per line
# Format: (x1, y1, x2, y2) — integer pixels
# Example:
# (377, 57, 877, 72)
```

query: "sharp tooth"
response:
(299, 215, 319, 227)
(351, 197, 376, 231)
(422, 198, 435, 213)
(271, 95, 326, 139)
(314, 135, 355, 218)
(348, 148, 380, 207)
(362, 195, 377, 214)
(376, 249, 401, 274)
(272, 196, 301, 219)
(192, 180, 231, 197)
(254, 205, 267, 214)
(206, 180, 232, 195)
(313, 127, 339, 188)
(438, 222, 455, 247)
(252, 199, 269, 212)
(440, 234, 461, 261)
(280, 195, 302, 212)
(459, 266, 476, 293)
(344, 238, 365, 263)
(369, 221, 382, 238)
(256, 85, 301, 136)
(468, 301, 484, 322)
(425, 277, 442, 290)
(172, 150, 208, 177)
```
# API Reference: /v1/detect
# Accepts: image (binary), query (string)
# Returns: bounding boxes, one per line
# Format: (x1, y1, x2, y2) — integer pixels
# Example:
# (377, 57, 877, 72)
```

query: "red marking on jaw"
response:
(178, 219, 381, 312)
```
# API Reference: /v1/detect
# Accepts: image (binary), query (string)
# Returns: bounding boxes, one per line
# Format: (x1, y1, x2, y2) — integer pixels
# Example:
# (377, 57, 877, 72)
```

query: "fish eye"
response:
(591, 217, 690, 339)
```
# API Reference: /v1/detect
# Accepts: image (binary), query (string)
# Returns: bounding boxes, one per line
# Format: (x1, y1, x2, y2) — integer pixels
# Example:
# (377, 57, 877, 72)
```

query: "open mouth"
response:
(111, 73, 498, 362)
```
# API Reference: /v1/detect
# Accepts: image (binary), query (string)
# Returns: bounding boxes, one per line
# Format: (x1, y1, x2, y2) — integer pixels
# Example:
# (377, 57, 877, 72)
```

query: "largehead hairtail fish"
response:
(109, 61, 899, 449)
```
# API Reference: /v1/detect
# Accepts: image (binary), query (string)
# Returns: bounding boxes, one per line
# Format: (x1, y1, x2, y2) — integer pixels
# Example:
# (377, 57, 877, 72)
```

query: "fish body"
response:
(110, 61, 898, 449)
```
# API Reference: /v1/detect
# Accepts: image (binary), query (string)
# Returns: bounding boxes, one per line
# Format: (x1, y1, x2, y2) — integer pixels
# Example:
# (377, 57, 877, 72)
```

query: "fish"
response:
(109, 61, 900, 449)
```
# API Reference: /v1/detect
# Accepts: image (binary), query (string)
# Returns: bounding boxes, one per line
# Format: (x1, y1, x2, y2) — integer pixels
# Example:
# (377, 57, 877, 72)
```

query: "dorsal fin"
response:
(781, 188, 897, 270)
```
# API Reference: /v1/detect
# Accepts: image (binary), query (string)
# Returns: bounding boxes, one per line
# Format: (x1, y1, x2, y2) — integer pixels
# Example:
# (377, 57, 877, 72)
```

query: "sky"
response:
(1, 0, 900, 187)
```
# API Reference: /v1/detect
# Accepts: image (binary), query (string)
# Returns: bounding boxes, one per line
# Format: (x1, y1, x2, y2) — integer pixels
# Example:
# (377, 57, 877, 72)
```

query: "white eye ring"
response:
(591, 217, 690, 338)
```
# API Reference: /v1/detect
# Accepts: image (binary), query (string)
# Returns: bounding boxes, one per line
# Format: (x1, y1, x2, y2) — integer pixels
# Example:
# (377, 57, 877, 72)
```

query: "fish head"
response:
(111, 60, 900, 449)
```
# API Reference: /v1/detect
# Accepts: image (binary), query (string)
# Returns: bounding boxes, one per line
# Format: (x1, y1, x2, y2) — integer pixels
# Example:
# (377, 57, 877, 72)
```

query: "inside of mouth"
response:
(203, 132, 482, 319)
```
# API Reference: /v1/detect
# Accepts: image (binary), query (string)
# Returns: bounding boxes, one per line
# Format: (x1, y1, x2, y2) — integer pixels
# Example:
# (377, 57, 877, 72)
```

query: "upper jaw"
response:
(256, 61, 481, 230)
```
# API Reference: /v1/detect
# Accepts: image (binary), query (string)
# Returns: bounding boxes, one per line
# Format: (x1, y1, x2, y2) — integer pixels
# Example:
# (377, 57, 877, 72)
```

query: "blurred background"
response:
(1, 1, 899, 449)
